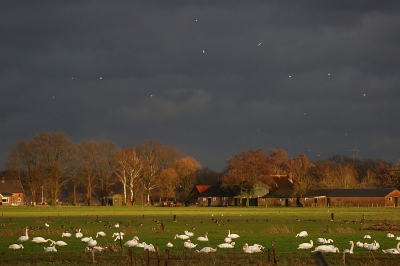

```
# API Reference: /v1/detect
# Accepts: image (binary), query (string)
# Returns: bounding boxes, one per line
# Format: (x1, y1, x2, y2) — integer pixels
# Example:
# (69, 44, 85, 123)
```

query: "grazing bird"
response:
(81, 236, 92, 243)
(196, 247, 217, 253)
(51, 240, 68, 247)
(217, 242, 235, 248)
(96, 231, 106, 238)
(9, 244, 24, 250)
(87, 238, 97, 248)
(364, 235, 371, 239)
(295, 231, 308, 238)
(227, 230, 240, 239)
(44, 246, 57, 252)
(243, 243, 263, 253)
(32, 237, 52, 244)
(135, 242, 146, 248)
(75, 229, 83, 239)
(382, 242, 400, 254)
(166, 242, 174, 248)
(174, 234, 190, 240)
(184, 240, 198, 250)
(298, 240, 313, 250)
(18, 226, 29, 242)
(344, 241, 354, 254)
(365, 240, 380, 251)
(196, 232, 209, 241)
(62, 232, 72, 238)
(311, 245, 339, 253)
(317, 238, 333, 244)
(184, 230, 194, 237)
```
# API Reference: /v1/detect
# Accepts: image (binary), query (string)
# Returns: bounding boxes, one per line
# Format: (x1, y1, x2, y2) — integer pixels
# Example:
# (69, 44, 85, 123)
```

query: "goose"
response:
(62, 232, 72, 238)
(9, 244, 24, 250)
(196, 233, 209, 241)
(18, 226, 29, 242)
(311, 245, 339, 253)
(227, 230, 240, 239)
(144, 243, 156, 252)
(344, 241, 354, 254)
(364, 234, 371, 239)
(174, 234, 190, 240)
(217, 242, 235, 248)
(196, 247, 217, 253)
(96, 231, 106, 238)
(75, 229, 83, 239)
(184, 230, 194, 237)
(32, 237, 52, 244)
(166, 242, 174, 248)
(243, 243, 263, 253)
(387, 233, 395, 238)
(224, 237, 232, 243)
(296, 231, 308, 238)
(87, 238, 97, 248)
(184, 240, 198, 250)
(52, 240, 68, 247)
(124, 236, 140, 247)
(81, 236, 92, 243)
(44, 246, 57, 252)
(298, 240, 313, 250)
(382, 242, 400, 254)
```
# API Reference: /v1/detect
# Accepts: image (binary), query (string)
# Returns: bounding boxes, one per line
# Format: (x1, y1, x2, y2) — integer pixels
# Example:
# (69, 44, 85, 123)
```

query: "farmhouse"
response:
(188, 182, 239, 207)
(0, 177, 24, 206)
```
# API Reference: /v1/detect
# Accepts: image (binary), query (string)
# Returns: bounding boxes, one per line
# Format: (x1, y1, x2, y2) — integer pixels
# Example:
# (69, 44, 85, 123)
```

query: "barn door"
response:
(207, 197, 211, 207)
(395, 197, 398, 207)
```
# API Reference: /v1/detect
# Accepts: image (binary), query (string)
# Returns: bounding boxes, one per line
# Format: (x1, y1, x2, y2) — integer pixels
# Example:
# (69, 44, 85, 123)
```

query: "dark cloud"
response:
(1, 1, 400, 172)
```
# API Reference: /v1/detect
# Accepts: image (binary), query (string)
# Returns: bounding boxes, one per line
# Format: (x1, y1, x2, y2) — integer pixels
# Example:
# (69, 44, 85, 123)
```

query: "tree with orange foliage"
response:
(222, 149, 273, 206)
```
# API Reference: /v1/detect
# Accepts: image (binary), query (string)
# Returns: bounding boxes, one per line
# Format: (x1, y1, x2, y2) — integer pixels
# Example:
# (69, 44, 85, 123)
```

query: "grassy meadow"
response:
(0, 205, 400, 266)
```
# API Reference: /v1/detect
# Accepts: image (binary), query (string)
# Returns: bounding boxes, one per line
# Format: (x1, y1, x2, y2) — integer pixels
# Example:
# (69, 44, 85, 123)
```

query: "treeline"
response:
(4, 132, 219, 206)
(222, 149, 400, 202)
(3, 132, 400, 206)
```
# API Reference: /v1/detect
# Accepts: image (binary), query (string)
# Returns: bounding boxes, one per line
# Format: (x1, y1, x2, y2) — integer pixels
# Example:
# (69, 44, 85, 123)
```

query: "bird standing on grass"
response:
(18, 227, 29, 242)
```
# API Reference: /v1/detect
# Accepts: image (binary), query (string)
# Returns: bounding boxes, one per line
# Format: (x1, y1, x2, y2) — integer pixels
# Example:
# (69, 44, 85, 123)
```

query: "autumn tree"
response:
(372, 158, 399, 188)
(78, 140, 99, 205)
(159, 168, 180, 202)
(6, 139, 43, 205)
(268, 149, 289, 174)
(33, 132, 77, 206)
(283, 153, 316, 190)
(173, 156, 201, 202)
(222, 149, 273, 206)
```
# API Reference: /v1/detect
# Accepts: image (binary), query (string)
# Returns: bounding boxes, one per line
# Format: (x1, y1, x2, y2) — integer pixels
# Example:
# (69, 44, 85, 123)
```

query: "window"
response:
(388, 197, 392, 201)
(222, 197, 226, 201)
(202, 198, 206, 202)
(262, 198, 266, 201)
(213, 197, 217, 201)
(2, 198, 9, 203)
(18, 198, 21, 202)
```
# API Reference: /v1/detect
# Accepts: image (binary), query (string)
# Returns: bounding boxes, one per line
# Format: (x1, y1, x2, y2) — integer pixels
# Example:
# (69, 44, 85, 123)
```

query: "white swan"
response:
(243, 243, 263, 253)
(75, 229, 83, 239)
(184, 240, 198, 250)
(81, 236, 92, 243)
(135, 242, 146, 248)
(218, 242, 235, 248)
(356, 241, 364, 248)
(124, 236, 140, 247)
(387, 233, 395, 238)
(44, 246, 57, 252)
(87, 238, 97, 248)
(364, 234, 371, 239)
(382, 242, 400, 254)
(224, 237, 232, 243)
(344, 241, 354, 254)
(174, 234, 190, 240)
(296, 231, 308, 238)
(18, 227, 29, 242)
(317, 238, 333, 244)
(32, 237, 52, 244)
(396, 236, 400, 241)
(62, 232, 72, 238)
(184, 230, 194, 237)
(196, 233, 209, 241)
(196, 247, 217, 253)
(52, 240, 68, 246)
(96, 231, 106, 238)
(364, 240, 380, 251)
(311, 245, 339, 253)
(144, 243, 156, 252)
(166, 242, 174, 248)
(227, 230, 240, 239)
(9, 244, 24, 250)
(298, 240, 313, 250)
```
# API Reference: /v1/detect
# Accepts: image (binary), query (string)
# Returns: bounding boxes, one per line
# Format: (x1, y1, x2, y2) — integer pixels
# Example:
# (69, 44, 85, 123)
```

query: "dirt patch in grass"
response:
(361, 220, 400, 232)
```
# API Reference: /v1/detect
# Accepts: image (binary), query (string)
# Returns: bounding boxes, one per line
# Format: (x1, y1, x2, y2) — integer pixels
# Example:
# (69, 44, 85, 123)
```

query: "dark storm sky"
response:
(1, 1, 400, 172)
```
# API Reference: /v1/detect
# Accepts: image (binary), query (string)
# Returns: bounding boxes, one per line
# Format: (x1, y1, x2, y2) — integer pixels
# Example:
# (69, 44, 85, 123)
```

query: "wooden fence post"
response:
(164, 249, 169, 266)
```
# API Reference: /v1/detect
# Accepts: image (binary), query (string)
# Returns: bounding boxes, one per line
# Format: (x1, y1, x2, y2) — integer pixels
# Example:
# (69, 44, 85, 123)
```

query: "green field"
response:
(0, 205, 400, 266)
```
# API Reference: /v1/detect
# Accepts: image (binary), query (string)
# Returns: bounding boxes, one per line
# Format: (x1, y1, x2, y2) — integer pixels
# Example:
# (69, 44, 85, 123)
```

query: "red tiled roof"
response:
(196, 185, 212, 194)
